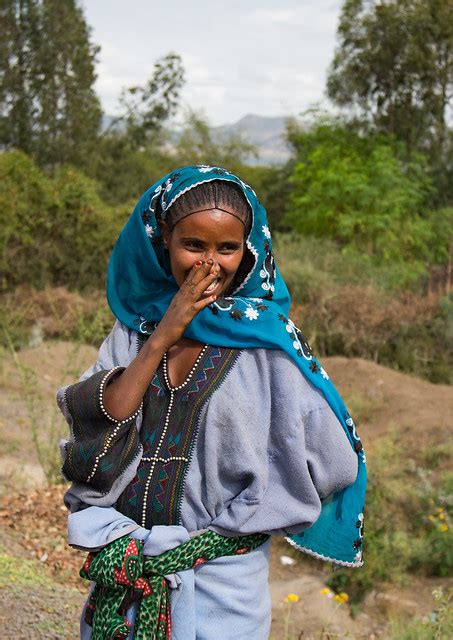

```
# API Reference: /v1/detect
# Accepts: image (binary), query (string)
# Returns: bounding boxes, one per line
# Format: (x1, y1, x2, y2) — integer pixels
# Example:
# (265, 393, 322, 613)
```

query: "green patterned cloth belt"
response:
(80, 530, 269, 640)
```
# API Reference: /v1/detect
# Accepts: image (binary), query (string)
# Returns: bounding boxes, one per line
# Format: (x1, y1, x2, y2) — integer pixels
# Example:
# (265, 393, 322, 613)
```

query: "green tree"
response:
(285, 118, 438, 279)
(0, 0, 101, 167)
(88, 53, 186, 202)
(106, 52, 185, 149)
(327, 0, 453, 161)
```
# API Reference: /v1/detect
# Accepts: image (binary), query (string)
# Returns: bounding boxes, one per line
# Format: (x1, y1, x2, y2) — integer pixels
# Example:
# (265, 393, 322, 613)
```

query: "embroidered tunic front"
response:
(115, 344, 240, 528)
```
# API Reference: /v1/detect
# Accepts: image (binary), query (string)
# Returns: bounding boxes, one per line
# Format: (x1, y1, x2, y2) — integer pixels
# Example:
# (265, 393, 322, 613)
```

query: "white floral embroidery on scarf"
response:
(260, 273, 275, 293)
(262, 225, 271, 239)
(145, 224, 154, 238)
(283, 317, 312, 361)
(346, 417, 360, 441)
(245, 307, 259, 321)
(320, 366, 329, 380)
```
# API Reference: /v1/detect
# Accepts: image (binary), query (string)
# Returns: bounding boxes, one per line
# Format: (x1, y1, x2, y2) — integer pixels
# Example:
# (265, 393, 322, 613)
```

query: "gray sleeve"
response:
(180, 349, 358, 538)
(304, 405, 358, 500)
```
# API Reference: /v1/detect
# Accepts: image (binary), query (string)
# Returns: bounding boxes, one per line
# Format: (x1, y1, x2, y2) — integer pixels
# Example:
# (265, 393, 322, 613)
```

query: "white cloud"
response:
(83, 0, 342, 125)
(247, 3, 339, 34)
(250, 8, 300, 24)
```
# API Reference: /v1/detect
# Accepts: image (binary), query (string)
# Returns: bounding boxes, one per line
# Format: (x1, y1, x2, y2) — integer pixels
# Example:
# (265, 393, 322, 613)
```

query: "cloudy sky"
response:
(81, 0, 343, 126)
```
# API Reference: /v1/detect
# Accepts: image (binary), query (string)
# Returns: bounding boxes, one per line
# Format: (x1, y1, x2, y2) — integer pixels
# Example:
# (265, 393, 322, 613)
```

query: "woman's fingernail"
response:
(195, 260, 202, 267)
(207, 258, 214, 265)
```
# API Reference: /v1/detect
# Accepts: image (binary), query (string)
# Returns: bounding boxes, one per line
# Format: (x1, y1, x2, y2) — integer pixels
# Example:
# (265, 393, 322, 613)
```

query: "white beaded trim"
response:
(98, 367, 142, 425)
(86, 368, 143, 483)
(162, 344, 209, 391)
(141, 389, 174, 525)
(284, 536, 364, 568)
(142, 455, 189, 464)
(140, 345, 209, 526)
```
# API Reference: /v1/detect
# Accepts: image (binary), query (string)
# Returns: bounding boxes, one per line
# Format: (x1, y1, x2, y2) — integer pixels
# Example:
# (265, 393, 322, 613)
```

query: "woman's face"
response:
(161, 208, 246, 299)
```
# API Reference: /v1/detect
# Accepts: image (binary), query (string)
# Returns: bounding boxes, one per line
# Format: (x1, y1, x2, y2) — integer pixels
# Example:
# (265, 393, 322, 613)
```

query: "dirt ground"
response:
(0, 341, 452, 639)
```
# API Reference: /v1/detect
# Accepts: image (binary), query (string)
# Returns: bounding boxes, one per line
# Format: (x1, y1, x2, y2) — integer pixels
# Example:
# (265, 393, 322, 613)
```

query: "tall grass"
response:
(384, 587, 452, 639)
(2, 327, 90, 484)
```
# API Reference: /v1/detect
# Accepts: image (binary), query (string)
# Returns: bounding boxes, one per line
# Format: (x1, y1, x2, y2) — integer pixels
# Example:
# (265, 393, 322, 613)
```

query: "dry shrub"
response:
(1, 285, 112, 348)
(292, 285, 436, 353)
(291, 285, 451, 382)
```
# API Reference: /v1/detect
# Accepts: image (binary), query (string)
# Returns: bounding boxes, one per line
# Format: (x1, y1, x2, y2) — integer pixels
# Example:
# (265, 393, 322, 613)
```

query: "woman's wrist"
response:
(147, 326, 174, 355)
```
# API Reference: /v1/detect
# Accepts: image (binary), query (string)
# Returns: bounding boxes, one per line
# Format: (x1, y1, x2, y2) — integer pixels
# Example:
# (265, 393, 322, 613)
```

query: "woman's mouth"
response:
(202, 278, 221, 297)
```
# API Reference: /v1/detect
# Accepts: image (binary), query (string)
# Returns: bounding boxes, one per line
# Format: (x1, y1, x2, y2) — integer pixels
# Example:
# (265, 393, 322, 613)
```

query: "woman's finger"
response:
(192, 269, 220, 299)
(192, 294, 217, 313)
(190, 260, 214, 287)
(182, 260, 203, 285)
(182, 260, 211, 289)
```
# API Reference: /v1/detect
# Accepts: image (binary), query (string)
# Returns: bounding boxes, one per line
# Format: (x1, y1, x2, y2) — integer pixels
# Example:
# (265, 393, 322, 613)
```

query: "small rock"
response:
(279, 555, 296, 566)
(29, 322, 44, 348)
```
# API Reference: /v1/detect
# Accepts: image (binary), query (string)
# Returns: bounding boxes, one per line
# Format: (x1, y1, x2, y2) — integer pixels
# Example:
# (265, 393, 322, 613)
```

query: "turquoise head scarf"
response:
(107, 165, 367, 567)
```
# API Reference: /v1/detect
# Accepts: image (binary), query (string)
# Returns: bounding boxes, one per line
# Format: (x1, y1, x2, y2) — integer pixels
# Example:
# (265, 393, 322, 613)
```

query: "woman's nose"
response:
(203, 252, 217, 265)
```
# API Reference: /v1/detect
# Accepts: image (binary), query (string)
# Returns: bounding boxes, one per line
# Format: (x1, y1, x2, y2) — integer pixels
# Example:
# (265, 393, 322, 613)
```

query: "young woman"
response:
(58, 166, 366, 640)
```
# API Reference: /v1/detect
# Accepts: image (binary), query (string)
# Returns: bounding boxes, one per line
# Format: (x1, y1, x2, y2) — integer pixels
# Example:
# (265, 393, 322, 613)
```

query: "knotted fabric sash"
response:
(80, 530, 269, 640)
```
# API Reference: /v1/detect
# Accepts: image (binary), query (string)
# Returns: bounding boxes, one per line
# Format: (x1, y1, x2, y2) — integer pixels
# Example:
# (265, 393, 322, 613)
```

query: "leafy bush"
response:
(49, 168, 116, 288)
(285, 118, 451, 286)
(0, 150, 54, 290)
(0, 150, 129, 292)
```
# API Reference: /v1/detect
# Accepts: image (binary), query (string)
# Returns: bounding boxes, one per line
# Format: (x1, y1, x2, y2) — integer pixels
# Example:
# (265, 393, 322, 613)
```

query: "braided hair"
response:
(162, 180, 254, 295)
(164, 180, 252, 235)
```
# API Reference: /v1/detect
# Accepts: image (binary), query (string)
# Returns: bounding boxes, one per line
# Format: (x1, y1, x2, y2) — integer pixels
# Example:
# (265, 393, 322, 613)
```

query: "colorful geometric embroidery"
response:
(115, 345, 240, 528)
(150, 371, 166, 397)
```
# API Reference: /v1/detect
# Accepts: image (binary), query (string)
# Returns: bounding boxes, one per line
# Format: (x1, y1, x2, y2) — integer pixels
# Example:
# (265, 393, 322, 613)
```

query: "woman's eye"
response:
(219, 245, 239, 253)
(184, 241, 203, 250)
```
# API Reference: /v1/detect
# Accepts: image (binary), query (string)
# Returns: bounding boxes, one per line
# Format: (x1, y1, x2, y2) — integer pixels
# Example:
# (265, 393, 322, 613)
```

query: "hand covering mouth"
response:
(202, 278, 221, 296)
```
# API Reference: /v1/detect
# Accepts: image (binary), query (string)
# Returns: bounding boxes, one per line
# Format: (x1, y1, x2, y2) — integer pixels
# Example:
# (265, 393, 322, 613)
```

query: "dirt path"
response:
(1, 341, 452, 638)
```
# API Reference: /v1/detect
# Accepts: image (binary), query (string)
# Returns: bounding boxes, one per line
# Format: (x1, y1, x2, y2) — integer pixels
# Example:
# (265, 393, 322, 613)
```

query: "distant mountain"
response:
(101, 113, 294, 166)
(214, 114, 292, 166)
